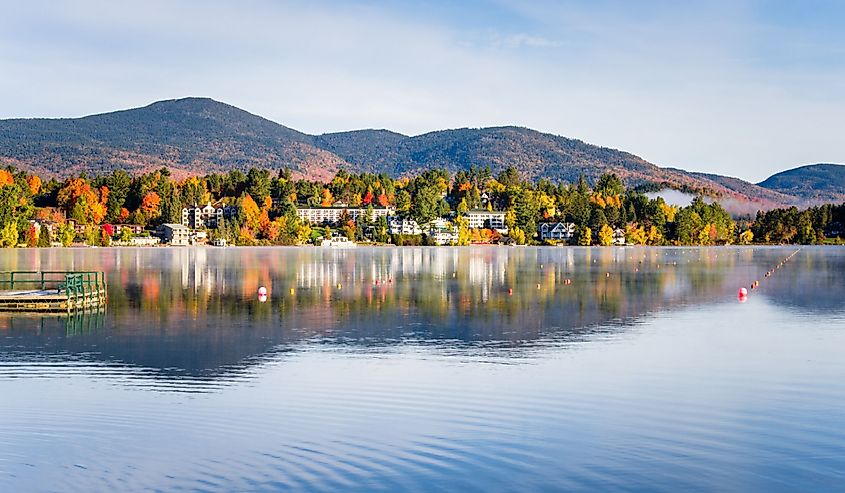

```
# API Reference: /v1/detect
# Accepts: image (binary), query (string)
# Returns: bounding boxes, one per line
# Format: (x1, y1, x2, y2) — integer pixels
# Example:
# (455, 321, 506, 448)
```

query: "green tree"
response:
(246, 168, 271, 203)
(37, 224, 51, 247)
(410, 185, 442, 225)
(58, 224, 76, 247)
(119, 226, 133, 243)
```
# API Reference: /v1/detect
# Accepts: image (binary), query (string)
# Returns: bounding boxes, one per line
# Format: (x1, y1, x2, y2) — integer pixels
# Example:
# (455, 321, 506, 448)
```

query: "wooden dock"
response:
(0, 271, 107, 313)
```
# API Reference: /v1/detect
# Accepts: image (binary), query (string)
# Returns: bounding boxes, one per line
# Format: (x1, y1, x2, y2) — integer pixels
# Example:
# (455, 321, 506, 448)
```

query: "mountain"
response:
(0, 97, 345, 180)
(757, 164, 845, 204)
(0, 97, 837, 211)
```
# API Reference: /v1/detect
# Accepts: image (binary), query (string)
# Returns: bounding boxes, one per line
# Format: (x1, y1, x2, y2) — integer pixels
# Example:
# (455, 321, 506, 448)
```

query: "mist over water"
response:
(1, 246, 844, 492)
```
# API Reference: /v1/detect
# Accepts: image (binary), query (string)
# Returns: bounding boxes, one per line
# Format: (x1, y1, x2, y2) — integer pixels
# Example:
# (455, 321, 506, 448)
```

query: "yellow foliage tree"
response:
(647, 225, 664, 245)
(598, 224, 614, 246)
(626, 224, 647, 245)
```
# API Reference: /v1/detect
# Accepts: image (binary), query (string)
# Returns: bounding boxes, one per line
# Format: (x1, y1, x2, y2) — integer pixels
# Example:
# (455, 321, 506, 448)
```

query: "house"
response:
(613, 228, 627, 246)
(538, 222, 576, 241)
(388, 217, 422, 236)
(425, 218, 459, 245)
(191, 230, 208, 244)
(296, 206, 394, 225)
(480, 192, 490, 208)
(157, 223, 191, 246)
(429, 226, 458, 245)
(465, 210, 508, 233)
(213, 238, 228, 247)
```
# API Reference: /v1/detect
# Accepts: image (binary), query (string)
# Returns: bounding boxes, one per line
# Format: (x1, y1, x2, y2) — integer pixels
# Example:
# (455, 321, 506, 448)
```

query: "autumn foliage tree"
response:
(0, 170, 14, 188)
(57, 178, 107, 224)
(140, 191, 161, 220)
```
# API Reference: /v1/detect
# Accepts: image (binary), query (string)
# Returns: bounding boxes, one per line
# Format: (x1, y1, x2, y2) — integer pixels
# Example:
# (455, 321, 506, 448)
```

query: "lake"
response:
(1, 246, 844, 492)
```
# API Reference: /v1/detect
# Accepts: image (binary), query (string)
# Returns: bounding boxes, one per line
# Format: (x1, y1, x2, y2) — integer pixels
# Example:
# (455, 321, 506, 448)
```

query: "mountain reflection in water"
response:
(1, 246, 841, 388)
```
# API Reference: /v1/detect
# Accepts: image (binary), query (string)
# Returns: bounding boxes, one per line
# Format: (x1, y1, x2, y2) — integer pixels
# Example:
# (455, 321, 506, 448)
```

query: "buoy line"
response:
(739, 248, 801, 301)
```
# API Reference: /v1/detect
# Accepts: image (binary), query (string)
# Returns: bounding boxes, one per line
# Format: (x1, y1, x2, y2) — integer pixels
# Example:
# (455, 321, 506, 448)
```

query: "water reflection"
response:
(1, 246, 842, 386)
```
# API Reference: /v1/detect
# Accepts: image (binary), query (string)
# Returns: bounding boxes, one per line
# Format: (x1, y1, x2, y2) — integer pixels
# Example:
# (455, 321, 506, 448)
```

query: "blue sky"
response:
(1, 0, 843, 182)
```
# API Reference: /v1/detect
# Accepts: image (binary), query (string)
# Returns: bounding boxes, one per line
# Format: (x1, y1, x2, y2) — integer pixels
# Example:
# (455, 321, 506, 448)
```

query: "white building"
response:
(388, 217, 422, 236)
(128, 236, 160, 246)
(182, 203, 225, 229)
(465, 210, 507, 233)
(424, 218, 458, 245)
(296, 206, 394, 225)
(430, 226, 458, 245)
(539, 222, 576, 241)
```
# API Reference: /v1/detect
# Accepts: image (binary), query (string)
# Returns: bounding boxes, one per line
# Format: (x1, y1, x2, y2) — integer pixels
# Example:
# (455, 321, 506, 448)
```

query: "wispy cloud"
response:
(0, 0, 842, 182)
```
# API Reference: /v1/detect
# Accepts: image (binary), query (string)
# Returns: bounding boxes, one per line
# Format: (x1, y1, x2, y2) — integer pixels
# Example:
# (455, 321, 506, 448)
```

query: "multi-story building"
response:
(181, 203, 235, 229)
(296, 206, 394, 225)
(157, 223, 191, 246)
(465, 210, 508, 233)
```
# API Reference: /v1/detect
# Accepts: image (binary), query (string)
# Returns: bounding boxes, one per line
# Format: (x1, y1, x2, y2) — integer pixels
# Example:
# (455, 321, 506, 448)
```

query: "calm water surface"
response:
(1, 246, 844, 492)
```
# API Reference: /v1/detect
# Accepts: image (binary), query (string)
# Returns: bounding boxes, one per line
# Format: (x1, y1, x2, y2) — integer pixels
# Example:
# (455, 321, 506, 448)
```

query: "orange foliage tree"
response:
(320, 188, 334, 207)
(57, 178, 106, 224)
(26, 175, 41, 195)
(0, 170, 14, 187)
(240, 194, 261, 230)
(140, 192, 161, 217)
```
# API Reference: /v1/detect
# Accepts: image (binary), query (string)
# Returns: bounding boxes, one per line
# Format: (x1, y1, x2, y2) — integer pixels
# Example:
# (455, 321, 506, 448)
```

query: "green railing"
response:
(0, 271, 107, 307)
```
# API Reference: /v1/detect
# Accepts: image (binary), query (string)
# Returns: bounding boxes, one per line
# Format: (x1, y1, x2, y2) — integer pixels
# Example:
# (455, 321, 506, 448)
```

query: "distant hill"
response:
(0, 97, 837, 211)
(757, 164, 845, 205)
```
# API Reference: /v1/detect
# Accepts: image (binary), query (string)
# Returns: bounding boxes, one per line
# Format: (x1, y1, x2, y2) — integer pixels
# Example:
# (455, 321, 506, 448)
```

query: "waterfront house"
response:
(538, 222, 576, 241)
(613, 228, 627, 245)
(388, 217, 423, 236)
(428, 219, 459, 245)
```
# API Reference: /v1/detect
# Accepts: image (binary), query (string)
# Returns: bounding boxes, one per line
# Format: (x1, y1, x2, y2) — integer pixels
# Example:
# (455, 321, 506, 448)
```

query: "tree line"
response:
(0, 165, 841, 247)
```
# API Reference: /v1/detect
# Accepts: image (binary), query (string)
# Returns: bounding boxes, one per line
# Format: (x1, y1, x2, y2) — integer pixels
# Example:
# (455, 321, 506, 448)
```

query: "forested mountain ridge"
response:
(0, 98, 345, 180)
(0, 97, 840, 211)
(757, 164, 845, 204)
